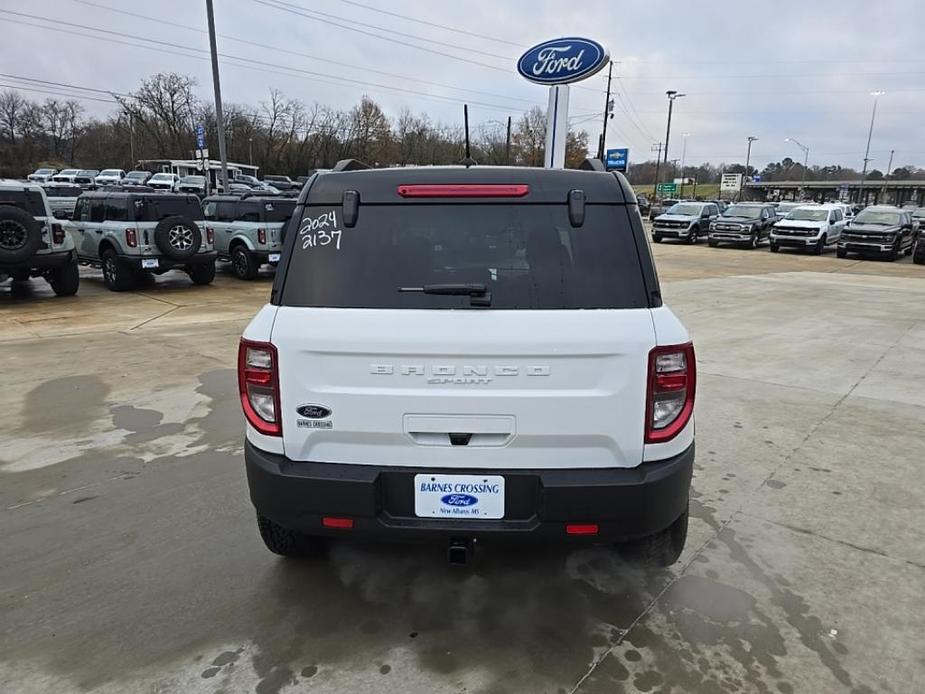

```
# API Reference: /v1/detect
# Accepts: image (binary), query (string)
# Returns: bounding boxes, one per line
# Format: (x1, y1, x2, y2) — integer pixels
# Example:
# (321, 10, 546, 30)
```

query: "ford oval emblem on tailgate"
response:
(296, 404, 331, 419)
(441, 493, 478, 507)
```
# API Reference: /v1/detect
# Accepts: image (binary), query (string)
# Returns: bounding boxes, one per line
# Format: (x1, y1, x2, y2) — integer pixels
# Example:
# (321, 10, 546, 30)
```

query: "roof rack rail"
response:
(332, 159, 371, 172)
(578, 158, 605, 172)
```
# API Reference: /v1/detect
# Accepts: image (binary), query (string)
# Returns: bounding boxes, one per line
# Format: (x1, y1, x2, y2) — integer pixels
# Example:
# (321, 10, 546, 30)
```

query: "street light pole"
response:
(662, 90, 685, 181)
(742, 136, 757, 201)
(205, 0, 230, 192)
(652, 142, 663, 195)
(858, 90, 884, 205)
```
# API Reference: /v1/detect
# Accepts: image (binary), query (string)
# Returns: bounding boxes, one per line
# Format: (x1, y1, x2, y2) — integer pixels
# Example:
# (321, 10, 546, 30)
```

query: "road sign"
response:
(195, 148, 209, 160)
(656, 182, 678, 196)
(720, 173, 743, 192)
(196, 124, 206, 149)
(605, 147, 629, 172)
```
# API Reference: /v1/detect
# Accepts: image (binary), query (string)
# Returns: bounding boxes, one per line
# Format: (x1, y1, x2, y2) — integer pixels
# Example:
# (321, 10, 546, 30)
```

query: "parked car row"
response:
(1, 178, 302, 298)
(650, 199, 923, 262)
(25, 167, 306, 196)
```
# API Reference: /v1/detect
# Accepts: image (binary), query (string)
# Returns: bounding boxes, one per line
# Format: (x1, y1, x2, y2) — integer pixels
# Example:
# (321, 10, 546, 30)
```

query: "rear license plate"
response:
(414, 474, 504, 519)
(268, 253, 281, 262)
(141, 258, 159, 269)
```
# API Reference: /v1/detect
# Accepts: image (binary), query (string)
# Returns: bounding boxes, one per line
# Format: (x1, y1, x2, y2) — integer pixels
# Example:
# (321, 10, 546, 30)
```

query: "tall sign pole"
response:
(205, 0, 230, 192)
(544, 85, 570, 169)
(517, 37, 610, 169)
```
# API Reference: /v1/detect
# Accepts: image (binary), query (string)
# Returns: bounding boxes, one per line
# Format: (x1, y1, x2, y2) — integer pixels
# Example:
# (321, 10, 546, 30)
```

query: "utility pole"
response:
(742, 136, 758, 201)
(882, 148, 895, 202)
(206, 0, 230, 192)
(128, 112, 135, 169)
(652, 142, 664, 195)
(785, 137, 809, 197)
(857, 90, 884, 206)
(598, 61, 614, 161)
(505, 116, 512, 165)
(662, 91, 685, 181)
(679, 133, 690, 197)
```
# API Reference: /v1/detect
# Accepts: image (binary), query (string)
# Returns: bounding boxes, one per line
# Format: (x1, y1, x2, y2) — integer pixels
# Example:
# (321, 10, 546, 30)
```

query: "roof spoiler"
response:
(332, 159, 371, 172)
(578, 158, 606, 172)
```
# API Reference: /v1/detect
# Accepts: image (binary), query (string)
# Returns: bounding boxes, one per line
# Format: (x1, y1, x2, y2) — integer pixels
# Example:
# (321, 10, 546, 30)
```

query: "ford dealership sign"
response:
(517, 37, 610, 85)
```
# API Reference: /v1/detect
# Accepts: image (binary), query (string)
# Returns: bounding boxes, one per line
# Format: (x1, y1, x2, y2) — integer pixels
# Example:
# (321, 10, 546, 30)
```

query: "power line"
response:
(65, 0, 537, 107)
(0, 12, 535, 114)
(253, 0, 512, 64)
(334, 0, 522, 47)
(0, 82, 116, 104)
(0, 72, 130, 98)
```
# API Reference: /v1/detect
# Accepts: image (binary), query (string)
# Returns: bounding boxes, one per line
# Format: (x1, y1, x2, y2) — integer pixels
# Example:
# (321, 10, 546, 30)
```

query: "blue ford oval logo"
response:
(296, 404, 331, 419)
(441, 493, 478, 507)
(517, 37, 609, 85)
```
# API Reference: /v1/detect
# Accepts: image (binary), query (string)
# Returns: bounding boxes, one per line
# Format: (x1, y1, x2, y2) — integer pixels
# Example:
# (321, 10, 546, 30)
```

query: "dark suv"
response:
(70, 191, 217, 291)
(708, 203, 778, 248)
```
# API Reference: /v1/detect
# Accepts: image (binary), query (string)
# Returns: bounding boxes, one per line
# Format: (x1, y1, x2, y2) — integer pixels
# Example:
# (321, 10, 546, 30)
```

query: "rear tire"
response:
(47, 257, 80, 296)
(619, 505, 689, 568)
(257, 515, 327, 557)
(101, 249, 135, 292)
(188, 262, 216, 285)
(231, 246, 259, 280)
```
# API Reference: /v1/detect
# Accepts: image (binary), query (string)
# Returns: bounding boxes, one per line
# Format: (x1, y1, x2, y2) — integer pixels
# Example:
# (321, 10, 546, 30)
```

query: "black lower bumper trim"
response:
(244, 441, 694, 544)
(1, 250, 75, 273)
(117, 251, 217, 271)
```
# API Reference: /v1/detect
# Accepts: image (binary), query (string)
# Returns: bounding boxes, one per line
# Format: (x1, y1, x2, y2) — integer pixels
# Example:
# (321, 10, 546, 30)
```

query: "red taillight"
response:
(237, 339, 282, 436)
(51, 223, 65, 244)
(125, 228, 137, 248)
(322, 517, 354, 529)
(206, 226, 214, 244)
(566, 524, 599, 536)
(257, 228, 266, 244)
(397, 184, 530, 198)
(645, 343, 696, 444)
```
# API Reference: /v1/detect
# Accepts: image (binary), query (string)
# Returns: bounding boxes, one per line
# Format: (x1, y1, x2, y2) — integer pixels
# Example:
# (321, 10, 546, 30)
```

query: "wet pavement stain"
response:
(300, 665, 318, 678)
(379, 664, 391, 675)
(21, 375, 110, 434)
(766, 479, 787, 490)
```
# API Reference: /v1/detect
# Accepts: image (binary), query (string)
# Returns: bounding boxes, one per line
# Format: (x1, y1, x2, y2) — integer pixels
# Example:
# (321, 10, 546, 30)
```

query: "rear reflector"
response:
(322, 517, 354, 529)
(397, 184, 529, 198)
(566, 524, 599, 536)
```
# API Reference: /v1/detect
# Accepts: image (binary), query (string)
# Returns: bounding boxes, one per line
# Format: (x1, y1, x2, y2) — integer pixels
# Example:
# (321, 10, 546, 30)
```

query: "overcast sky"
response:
(2, 0, 923, 171)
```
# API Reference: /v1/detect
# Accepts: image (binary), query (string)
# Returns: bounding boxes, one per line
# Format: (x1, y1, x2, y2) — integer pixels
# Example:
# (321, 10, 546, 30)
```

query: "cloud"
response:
(1, 0, 922, 168)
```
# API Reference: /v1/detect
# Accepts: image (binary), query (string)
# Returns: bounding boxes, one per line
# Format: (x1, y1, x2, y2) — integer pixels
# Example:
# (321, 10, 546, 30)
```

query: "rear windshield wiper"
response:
(398, 283, 491, 306)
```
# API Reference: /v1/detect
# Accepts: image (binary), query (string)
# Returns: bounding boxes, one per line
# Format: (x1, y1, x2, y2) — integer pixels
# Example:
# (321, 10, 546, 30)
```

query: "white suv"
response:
(770, 204, 846, 254)
(238, 161, 697, 566)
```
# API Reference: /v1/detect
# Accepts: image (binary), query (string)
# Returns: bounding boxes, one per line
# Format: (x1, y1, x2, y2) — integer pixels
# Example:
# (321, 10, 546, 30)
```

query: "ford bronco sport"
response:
(203, 195, 295, 280)
(71, 191, 216, 291)
(1, 180, 80, 296)
(239, 160, 696, 566)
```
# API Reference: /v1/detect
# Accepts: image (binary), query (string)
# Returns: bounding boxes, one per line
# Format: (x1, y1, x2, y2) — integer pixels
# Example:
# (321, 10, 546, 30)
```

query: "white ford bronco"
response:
(238, 159, 696, 566)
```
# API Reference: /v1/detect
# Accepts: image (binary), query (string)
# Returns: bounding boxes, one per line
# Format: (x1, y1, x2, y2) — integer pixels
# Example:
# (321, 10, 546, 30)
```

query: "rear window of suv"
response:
(0, 190, 47, 216)
(280, 204, 648, 310)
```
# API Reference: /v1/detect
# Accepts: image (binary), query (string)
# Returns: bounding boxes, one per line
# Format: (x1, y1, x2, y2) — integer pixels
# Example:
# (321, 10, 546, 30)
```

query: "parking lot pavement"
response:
(2, 254, 924, 694)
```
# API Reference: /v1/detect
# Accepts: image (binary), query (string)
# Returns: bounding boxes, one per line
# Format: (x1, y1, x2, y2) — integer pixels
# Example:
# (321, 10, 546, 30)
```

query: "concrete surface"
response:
(1, 246, 924, 694)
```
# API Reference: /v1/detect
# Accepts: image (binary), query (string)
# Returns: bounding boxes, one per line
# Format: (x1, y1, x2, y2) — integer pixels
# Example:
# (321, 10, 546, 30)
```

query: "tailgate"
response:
(272, 308, 655, 469)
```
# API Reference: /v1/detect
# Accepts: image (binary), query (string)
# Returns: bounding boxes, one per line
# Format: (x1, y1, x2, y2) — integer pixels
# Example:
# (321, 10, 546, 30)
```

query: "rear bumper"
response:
(1, 249, 75, 273)
(244, 440, 694, 544)
(116, 251, 217, 271)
